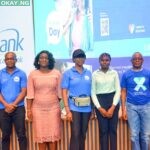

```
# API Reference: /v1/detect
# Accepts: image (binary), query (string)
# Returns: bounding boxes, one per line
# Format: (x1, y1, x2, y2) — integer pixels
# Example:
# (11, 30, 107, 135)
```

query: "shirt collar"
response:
(2, 67, 19, 74)
(131, 67, 143, 72)
(71, 66, 87, 73)
(97, 68, 111, 73)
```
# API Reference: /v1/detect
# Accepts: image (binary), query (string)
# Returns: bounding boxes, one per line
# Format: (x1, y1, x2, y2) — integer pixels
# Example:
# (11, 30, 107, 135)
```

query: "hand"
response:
(90, 109, 96, 120)
(5, 103, 17, 113)
(98, 107, 108, 117)
(27, 110, 33, 122)
(122, 109, 127, 120)
(107, 105, 115, 118)
(66, 111, 73, 122)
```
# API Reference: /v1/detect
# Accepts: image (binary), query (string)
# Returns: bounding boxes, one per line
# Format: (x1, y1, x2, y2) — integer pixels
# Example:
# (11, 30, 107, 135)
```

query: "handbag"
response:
(73, 96, 91, 107)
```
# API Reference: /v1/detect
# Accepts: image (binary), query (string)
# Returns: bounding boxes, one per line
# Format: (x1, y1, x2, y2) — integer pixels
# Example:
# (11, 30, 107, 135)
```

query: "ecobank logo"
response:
(0, 0, 30, 6)
(0, 28, 24, 52)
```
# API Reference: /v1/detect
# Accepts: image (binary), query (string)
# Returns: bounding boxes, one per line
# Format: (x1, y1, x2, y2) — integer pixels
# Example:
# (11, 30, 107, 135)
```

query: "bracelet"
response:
(64, 105, 69, 107)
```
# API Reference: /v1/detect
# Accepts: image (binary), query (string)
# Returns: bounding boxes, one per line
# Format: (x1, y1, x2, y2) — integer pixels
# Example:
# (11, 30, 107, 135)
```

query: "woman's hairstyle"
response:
(99, 53, 111, 61)
(72, 49, 86, 59)
(34, 50, 55, 69)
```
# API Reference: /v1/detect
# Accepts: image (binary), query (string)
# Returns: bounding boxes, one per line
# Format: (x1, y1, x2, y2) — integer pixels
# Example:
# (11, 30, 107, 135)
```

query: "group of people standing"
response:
(0, 50, 150, 150)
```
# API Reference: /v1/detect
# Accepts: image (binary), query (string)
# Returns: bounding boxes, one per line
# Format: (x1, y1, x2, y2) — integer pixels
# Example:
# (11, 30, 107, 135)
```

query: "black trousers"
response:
(0, 106, 27, 150)
(70, 110, 91, 150)
(96, 92, 119, 150)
